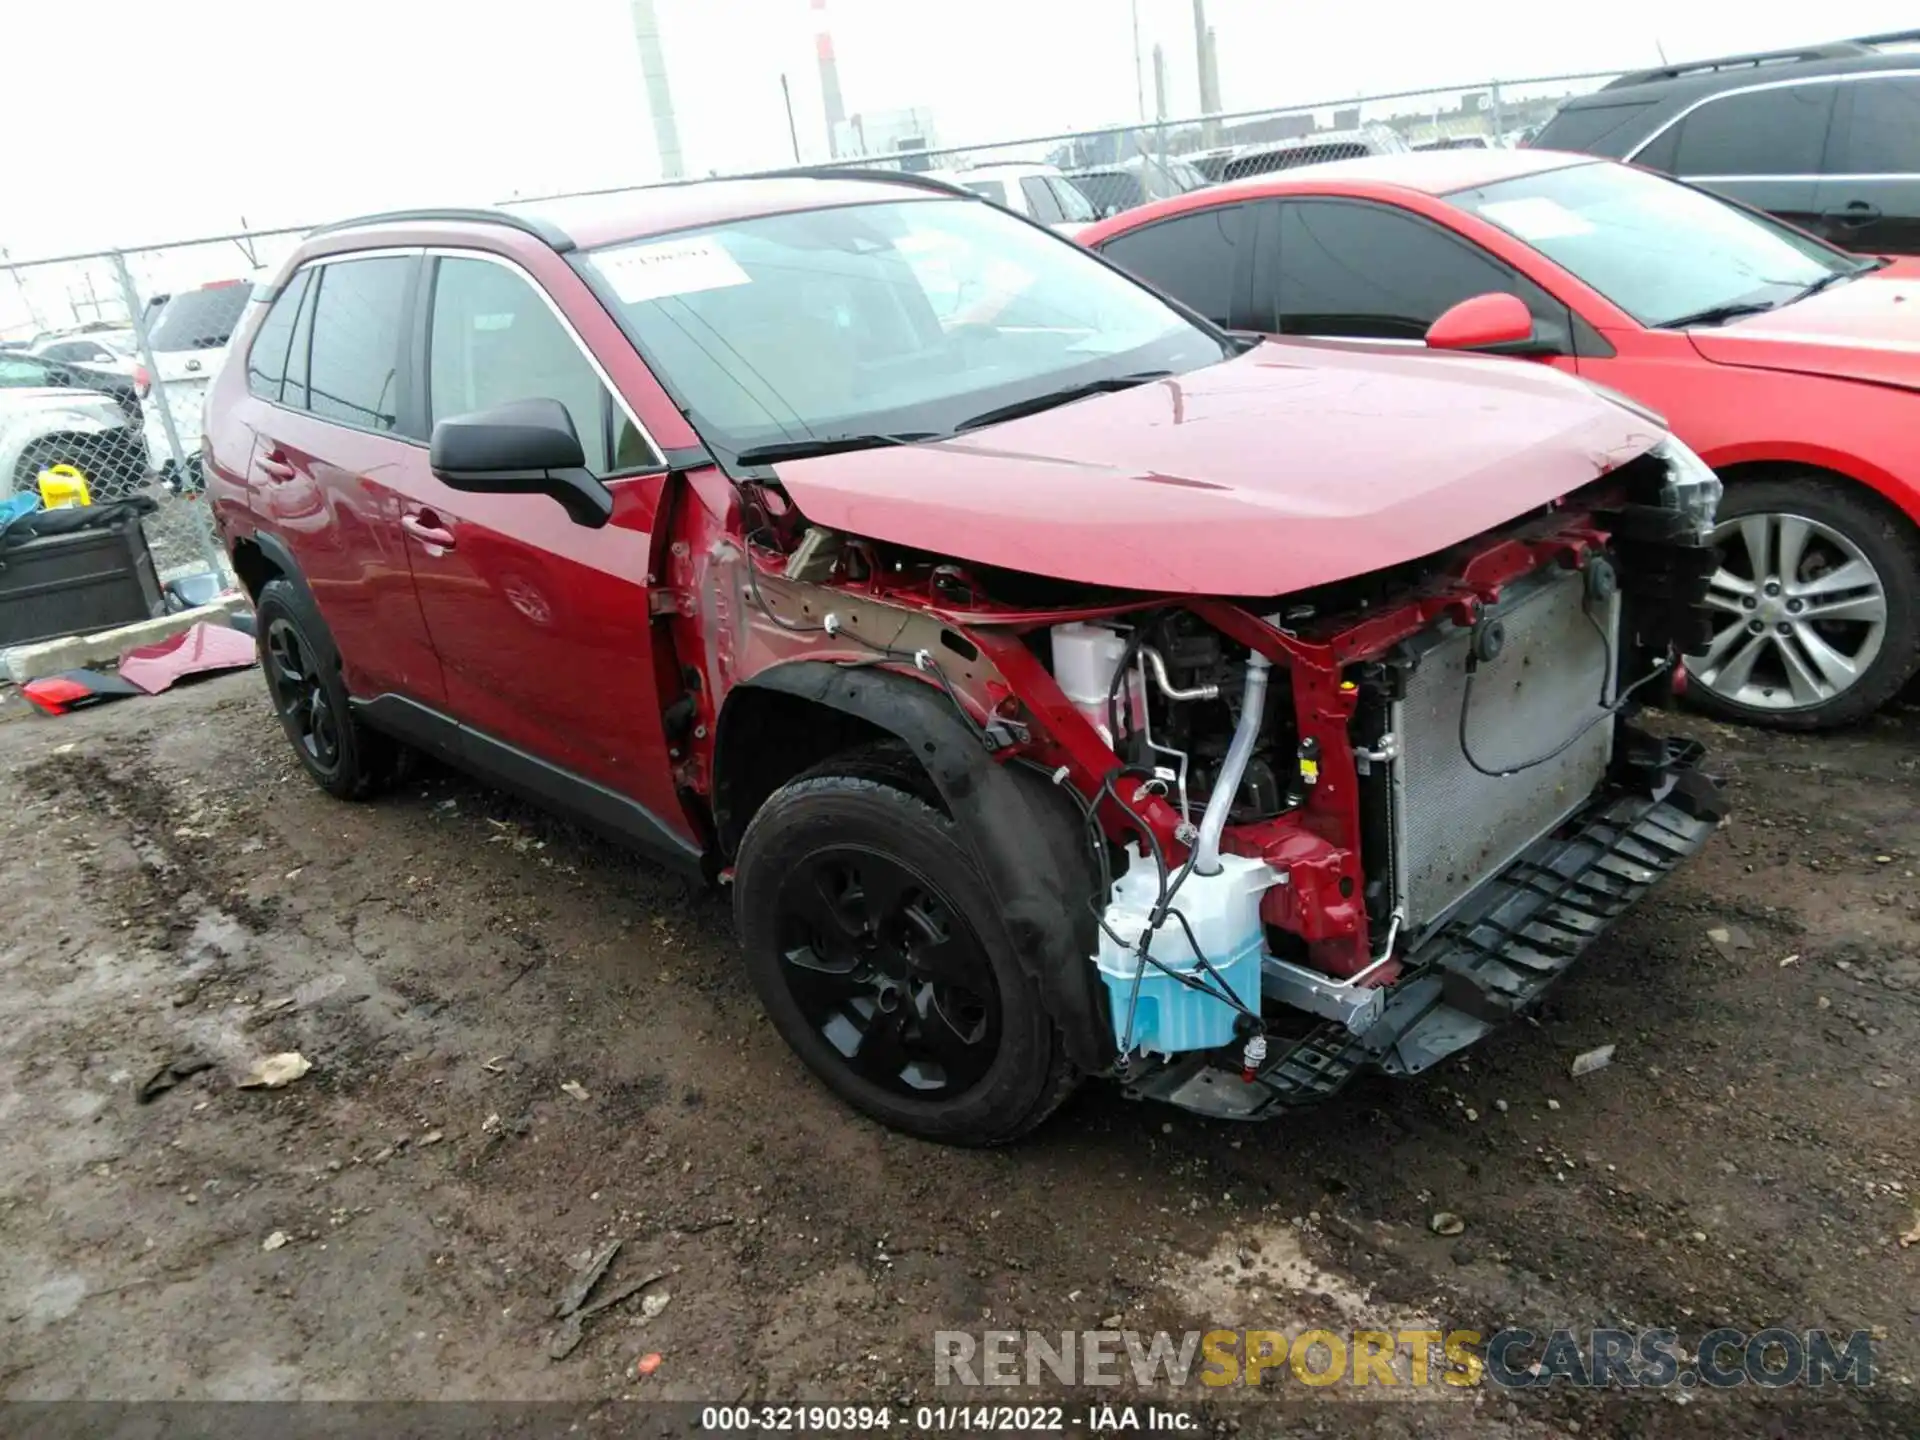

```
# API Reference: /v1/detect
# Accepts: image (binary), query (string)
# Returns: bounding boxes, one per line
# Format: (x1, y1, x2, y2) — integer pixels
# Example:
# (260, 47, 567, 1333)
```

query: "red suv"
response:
(206, 172, 1723, 1144)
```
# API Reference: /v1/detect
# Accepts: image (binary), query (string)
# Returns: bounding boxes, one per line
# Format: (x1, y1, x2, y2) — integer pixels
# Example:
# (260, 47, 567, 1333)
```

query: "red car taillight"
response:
(134, 364, 151, 399)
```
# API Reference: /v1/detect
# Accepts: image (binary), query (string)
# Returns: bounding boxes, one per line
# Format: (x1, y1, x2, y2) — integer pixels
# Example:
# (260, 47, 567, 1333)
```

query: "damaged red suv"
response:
(205, 172, 1724, 1144)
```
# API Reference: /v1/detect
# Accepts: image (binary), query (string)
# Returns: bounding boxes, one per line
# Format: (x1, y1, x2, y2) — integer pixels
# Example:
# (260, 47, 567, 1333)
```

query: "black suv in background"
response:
(1530, 32, 1920, 254)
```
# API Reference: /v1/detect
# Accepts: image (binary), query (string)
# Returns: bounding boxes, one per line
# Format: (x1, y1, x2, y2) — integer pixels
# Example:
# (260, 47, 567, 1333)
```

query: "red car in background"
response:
(1081, 150, 1920, 729)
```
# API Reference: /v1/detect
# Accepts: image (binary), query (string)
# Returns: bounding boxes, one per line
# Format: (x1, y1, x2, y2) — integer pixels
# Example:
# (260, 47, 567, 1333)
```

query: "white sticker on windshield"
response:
(1478, 197, 1595, 241)
(596, 238, 752, 303)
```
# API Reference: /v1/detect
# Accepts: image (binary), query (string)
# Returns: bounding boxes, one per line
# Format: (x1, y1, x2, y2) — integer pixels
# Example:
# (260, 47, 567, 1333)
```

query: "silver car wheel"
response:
(1688, 511, 1888, 712)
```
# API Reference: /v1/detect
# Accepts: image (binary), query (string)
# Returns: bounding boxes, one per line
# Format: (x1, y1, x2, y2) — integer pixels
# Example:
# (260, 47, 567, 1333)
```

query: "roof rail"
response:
(1851, 28, 1920, 47)
(1602, 40, 1874, 89)
(306, 207, 575, 252)
(740, 165, 977, 198)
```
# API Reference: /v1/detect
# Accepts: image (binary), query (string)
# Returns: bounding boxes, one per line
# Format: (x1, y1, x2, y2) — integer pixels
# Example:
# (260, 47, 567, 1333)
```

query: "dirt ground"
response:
(0, 669, 1915, 1437)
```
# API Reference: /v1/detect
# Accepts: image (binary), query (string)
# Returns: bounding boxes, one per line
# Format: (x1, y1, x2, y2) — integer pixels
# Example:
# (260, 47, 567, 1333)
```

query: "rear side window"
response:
(1669, 83, 1836, 176)
(147, 285, 250, 352)
(305, 257, 411, 433)
(1836, 75, 1920, 172)
(1532, 100, 1659, 157)
(428, 256, 657, 477)
(1098, 206, 1245, 326)
(245, 271, 311, 403)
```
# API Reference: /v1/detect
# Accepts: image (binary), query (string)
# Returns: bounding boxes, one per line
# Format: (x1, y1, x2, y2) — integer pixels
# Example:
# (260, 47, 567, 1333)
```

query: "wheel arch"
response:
(716, 661, 1114, 1072)
(1703, 448, 1920, 533)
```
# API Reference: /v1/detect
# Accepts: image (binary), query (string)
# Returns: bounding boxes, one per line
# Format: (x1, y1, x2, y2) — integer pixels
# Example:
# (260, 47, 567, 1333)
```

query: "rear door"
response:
(1095, 203, 1256, 329)
(246, 254, 446, 704)
(1820, 73, 1920, 254)
(1634, 81, 1837, 238)
(397, 249, 691, 840)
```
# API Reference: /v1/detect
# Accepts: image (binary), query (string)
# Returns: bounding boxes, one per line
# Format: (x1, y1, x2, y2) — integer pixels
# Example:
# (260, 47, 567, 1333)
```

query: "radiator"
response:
(1390, 567, 1618, 935)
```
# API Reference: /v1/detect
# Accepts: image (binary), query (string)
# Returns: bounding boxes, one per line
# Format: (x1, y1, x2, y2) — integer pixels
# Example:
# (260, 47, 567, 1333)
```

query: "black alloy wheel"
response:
(773, 845, 1001, 1098)
(265, 615, 341, 775)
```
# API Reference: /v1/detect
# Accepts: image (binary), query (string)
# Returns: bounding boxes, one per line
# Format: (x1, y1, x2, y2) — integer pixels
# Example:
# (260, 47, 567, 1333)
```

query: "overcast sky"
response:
(6, 0, 1918, 264)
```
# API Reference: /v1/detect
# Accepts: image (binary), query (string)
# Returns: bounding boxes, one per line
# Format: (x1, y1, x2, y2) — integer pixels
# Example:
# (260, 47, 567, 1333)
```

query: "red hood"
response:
(772, 341, 1663, 595)
(1690, 259, 1920, 392)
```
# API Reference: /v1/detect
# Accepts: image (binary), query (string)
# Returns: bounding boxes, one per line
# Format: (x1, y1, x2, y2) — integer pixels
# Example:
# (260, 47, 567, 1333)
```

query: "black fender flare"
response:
(723, 661, 1116, 1073)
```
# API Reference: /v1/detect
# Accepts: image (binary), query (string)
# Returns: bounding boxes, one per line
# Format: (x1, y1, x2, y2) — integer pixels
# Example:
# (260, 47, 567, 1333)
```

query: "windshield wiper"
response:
(1657, 300, 1780, 330)
(733, 432, 938, 466)
(953, 371, 1172, 433)
(1789, 265, 1876, 304)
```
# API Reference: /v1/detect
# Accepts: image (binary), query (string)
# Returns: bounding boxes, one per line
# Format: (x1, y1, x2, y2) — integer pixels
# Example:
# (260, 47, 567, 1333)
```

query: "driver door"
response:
(394, 251, 692, 847)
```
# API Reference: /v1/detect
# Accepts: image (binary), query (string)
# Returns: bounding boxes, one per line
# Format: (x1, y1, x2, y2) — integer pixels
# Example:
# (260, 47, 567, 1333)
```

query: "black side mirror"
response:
(429, 397, 614, 528)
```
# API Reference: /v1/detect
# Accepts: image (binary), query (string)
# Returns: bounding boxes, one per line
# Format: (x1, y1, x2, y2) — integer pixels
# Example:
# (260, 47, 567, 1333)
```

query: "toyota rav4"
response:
(205, 172, 1724, 1144)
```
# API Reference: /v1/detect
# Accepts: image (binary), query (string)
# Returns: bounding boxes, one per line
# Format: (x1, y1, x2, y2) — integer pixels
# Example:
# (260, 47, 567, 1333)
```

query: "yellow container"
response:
(37, 464, 93, 509)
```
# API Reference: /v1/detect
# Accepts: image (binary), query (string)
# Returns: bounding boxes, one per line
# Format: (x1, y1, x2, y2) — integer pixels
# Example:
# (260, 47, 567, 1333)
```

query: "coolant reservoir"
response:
(1052, 622, 1143, 746)
(1093, 845, 1275, 1057)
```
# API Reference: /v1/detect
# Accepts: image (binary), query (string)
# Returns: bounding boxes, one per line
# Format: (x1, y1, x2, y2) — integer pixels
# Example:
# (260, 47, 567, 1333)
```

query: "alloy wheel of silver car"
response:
(1690, 511, 1888, 713)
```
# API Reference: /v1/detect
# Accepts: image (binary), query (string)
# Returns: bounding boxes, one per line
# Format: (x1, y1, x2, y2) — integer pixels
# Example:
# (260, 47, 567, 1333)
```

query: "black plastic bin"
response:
(0, 505, 166, 648)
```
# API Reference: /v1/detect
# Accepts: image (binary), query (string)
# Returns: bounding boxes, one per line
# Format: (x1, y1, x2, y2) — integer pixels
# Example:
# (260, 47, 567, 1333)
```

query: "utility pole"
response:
(1131, 0, 1146, 122)
(1191, 0, 1221, 147)
(781, 74, 802, 163)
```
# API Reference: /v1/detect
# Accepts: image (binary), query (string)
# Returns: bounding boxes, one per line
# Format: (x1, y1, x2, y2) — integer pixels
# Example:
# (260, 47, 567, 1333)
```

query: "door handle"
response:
(257, 445, 295, 481)
(401, 513, 457, 548)
(1820, 202, 1881, 224)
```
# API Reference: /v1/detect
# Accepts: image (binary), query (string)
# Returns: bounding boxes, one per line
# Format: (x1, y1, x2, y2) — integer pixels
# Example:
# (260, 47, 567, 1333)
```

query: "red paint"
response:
(771, 346, 1658, 594)
(1078, 153, 1920, 530)
(203, 191, 1676, 986)
(1426, 292, 1534, 351)
(117, 621, 257, 695)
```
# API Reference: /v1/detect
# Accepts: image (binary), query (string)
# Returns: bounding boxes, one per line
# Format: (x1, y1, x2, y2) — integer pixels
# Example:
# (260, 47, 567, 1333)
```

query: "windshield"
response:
(147, 284, 250, 352)
(1451, 162, 1861, 327)
(585, 196, 1229, 460)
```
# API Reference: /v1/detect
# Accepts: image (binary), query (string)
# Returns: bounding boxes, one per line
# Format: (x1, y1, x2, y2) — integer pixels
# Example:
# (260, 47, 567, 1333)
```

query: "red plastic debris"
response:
(633, 1352, 663, 1378)
(118, 621, 257, 696)
(21, 676, 94, 716)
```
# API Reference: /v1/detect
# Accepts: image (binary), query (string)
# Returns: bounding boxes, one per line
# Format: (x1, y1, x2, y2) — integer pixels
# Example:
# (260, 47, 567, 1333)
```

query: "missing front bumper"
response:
(1122, 745, 1721, 1120)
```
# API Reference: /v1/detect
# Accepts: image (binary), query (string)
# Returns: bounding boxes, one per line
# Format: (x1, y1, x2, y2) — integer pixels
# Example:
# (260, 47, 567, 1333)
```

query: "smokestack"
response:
(813, 0, 847, 158)
(1191, 0, 1221, 146)
(629, 0, 684, 179)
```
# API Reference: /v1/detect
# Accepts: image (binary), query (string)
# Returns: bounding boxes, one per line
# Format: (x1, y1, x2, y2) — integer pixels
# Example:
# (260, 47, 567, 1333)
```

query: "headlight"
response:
(1650, 435, 1721, 543)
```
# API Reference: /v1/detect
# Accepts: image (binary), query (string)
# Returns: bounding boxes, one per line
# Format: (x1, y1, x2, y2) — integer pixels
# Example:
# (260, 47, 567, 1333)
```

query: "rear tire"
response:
(255, 577, 409, 800)
(1684, 477, 1918, 730)
(734, 768, 1078, 1145)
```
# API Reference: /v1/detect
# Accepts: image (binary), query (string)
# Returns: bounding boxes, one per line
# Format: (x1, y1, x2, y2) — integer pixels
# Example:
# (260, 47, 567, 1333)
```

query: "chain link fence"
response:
(783, 73, 1615, 221)
(1, 68, 1613, 596)
(3, 227, 308, 588)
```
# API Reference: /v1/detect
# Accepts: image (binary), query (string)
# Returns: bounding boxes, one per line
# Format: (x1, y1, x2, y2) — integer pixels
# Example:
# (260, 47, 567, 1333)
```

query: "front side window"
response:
(1270, 200, 1518, 340)
(1098, 206, 1245, 327)
(429, 256, 656, 477)
(1047, 177, 1096, 223)
(1837, 75, 1920, 172)
(305, 257, 410, 432)
(246, 270, 310, 403)
(585, 196, 1227, 461)
(1670, 83, 1836, 176)
(1453, 159, 1858, 328)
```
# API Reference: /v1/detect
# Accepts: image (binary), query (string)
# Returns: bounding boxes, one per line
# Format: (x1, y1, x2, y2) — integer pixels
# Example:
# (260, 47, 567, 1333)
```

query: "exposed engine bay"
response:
(682, 439, 1725, 1118)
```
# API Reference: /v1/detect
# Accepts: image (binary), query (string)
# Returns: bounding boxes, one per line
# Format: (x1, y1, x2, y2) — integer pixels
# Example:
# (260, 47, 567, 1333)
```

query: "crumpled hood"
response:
(772, 341, 1663, 594)
(1690, 260, 1920, 393)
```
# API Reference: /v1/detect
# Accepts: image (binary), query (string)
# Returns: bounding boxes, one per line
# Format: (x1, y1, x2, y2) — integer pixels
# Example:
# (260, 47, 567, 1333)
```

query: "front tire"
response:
(256, 578, 408, 800)
(1685, 477, 1918, 729)
(734, 770, 1078, 1145)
